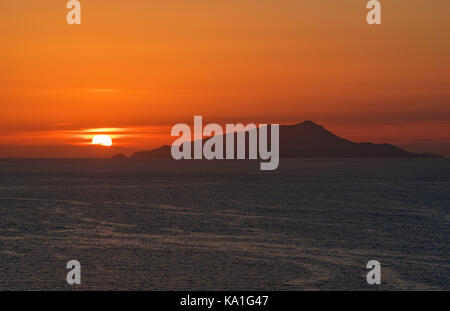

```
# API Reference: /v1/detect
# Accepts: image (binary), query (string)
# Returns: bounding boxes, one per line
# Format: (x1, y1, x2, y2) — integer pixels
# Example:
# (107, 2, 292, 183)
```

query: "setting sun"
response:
(92, 135, 113, 147)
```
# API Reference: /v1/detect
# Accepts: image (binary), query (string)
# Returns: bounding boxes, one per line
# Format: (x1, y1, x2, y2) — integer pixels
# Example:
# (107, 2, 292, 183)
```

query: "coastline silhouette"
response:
(126, 121, 443, 159)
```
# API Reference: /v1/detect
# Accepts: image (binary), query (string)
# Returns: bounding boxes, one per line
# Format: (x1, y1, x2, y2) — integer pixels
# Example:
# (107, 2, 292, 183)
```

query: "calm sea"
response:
(0, 158, 448, 290)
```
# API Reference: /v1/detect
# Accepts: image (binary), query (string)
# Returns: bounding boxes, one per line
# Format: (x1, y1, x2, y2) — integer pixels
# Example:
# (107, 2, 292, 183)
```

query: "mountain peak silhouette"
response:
(128, 121, 443, 159)
(112, 153, 128, 160)
(296, 120, 321, 127)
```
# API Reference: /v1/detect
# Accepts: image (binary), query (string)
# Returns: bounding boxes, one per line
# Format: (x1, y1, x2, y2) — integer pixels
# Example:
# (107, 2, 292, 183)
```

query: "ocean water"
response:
(0, 158, 448, 290)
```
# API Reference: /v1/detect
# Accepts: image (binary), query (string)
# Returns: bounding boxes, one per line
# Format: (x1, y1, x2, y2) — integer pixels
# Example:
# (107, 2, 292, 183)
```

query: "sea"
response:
(0, 158, 448, 290)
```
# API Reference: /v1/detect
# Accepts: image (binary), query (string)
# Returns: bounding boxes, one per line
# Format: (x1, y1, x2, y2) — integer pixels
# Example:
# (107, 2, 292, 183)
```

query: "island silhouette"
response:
(119, 121, 442, 159)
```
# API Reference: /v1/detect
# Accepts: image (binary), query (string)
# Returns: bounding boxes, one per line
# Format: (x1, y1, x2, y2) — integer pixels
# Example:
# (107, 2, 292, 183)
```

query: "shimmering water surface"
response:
(0, 159, 449, 290)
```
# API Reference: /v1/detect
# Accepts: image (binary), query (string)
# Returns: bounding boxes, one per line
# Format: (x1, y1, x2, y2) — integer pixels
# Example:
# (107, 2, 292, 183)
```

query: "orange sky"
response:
(1, 0, 449, 157)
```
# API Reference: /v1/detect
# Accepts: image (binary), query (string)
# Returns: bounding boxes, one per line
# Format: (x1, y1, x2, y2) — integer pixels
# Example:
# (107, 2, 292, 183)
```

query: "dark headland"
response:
(115, 121, 443, 159)
(112, 153, 129, 160)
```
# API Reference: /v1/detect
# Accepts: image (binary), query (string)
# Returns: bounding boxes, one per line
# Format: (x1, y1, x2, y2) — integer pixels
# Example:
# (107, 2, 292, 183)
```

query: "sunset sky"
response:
(1, 0, 449, 157)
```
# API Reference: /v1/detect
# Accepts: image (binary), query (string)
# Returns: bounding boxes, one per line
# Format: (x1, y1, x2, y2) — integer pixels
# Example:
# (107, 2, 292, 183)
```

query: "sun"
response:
(92, 135, 113, 146)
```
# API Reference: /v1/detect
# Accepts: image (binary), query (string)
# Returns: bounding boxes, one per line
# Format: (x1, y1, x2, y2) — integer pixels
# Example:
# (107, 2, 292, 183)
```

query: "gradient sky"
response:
(1, 0, 449, 157)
